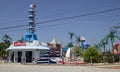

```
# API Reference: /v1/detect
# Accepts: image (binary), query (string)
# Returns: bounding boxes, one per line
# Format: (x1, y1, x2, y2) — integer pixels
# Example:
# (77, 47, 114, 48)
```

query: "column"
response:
(13, 51, 18, 63)
(13, 51, 16, 63)
(8, 50, 12, 63)
(21, 51, 26, 63)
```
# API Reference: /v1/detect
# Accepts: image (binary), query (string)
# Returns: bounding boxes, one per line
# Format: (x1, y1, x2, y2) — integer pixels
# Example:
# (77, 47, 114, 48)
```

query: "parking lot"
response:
(0, 63, 120, 72)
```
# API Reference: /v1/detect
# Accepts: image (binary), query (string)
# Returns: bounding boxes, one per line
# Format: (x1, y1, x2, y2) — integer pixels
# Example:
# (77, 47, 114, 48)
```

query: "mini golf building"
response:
(7, 41, 49, 63)
(7, 4, 61, 63)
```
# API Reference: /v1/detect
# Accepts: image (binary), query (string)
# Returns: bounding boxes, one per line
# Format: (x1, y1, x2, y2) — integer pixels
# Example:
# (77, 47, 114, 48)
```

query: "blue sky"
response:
(0, 0, 120, 47)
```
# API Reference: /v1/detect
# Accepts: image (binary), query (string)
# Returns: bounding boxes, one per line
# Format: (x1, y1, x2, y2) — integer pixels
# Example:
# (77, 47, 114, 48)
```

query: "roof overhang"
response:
(6, 45, 49, 50)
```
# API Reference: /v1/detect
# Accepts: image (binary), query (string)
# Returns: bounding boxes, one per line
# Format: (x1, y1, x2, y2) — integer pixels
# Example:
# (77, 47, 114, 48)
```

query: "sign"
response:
(14, 42, 26, 46)
(80, 36, 85, 41)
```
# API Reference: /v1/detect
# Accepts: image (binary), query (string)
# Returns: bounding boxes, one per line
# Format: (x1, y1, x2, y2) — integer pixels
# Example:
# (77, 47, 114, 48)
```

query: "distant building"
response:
(47, 38, 62, 57)
(114, 43, 120, 55)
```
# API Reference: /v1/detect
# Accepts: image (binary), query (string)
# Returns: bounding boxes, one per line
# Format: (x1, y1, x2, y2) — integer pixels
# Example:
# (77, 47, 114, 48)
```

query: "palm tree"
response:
(68, 32, 74, 45)
(1, 34, 12, 60)
(97, 34, 109, 51)
(96, 26, 120, 63)
(68, 32, 75, 60)
(17, 37, 23, 42)
(96, 33, 110, 63)
(74, 35, 83, 58)
(75, 35, 81, 47)
(67, 42, 74, 48)
(2, 34, 12, 45)
(100, 40, 108, 64)
(109, 27, 120, 54)
(97, 27, 120, 54)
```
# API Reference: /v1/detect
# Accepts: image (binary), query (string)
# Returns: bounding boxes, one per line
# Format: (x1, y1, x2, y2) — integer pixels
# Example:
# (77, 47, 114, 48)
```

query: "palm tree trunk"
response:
(103, 45, 105, 64)
(110, 38, 114, 54)
(110, 38, 115, 63)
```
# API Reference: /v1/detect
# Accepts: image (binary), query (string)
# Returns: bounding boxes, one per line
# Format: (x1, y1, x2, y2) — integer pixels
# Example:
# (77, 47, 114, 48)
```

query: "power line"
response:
(0, 25, 26, 30)
(0, 3, 116, 25)
(0, 7, 120, 31)
(36, 8, 120, 24)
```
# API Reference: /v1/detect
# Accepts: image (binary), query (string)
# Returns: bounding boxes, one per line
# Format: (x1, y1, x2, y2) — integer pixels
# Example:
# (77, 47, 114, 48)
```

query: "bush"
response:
(73, 47, 82, 57)
(83, 46, 102, 63)
(105, 51, 119, 63)
(114, 54, 119, 62)
(105, 51, 113, 63)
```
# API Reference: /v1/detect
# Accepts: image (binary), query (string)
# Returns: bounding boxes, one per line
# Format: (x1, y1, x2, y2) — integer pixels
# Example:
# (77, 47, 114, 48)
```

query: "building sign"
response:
(14, 42, 26, 46)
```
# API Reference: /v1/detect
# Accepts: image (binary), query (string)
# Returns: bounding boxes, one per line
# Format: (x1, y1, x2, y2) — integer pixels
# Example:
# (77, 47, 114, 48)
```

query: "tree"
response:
(2, 34, 12, 45)
(75, 35, 81, 47)
(17, 37, 23, 42)
(74, 35, 83, 57)
(83, 46, 102, 63)
(105, 27, 120, 54)
(96, 26, 120, 54)
(67, 42, 74, 48)
(68, 32, 75, 60)
(105, 51, 119, 63)
(0, 34, 12, 59)
(68, 32, 74, 44)
(73, 46, 82, 57)
(0, 42, 8, 58)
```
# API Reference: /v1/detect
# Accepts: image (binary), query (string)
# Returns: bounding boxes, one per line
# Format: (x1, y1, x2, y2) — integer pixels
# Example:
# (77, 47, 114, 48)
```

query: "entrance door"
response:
(11, 52, 14, 62)
(26, 51, 32, 62)
(18, 51, 22, 62)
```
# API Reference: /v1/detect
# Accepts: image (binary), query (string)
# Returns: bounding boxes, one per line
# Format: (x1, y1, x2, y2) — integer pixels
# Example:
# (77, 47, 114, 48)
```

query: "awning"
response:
(6, 45, 49, 50)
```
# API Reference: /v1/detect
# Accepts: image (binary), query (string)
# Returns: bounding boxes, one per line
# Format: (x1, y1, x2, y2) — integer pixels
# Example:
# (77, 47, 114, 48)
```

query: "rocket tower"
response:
(23, 4, 37, 42)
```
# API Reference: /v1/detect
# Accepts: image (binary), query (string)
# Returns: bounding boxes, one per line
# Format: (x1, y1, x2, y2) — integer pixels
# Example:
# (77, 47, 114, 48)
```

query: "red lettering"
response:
(14, 42, 26, 46)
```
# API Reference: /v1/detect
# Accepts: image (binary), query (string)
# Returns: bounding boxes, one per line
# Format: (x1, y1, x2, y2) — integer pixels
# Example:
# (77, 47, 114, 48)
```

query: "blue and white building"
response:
(7, 4, 50, 63)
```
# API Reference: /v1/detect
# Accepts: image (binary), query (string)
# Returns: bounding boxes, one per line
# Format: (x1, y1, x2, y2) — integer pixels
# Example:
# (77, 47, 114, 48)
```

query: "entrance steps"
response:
(37, 50, 60, 64)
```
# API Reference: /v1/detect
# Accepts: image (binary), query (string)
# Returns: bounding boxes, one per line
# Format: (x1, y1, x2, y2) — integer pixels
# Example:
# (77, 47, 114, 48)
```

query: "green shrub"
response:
(73, 47, 82, 57)
(105, 51, 119, 63)
(83, 46, 102, 63)
(114, 54, 119, 62)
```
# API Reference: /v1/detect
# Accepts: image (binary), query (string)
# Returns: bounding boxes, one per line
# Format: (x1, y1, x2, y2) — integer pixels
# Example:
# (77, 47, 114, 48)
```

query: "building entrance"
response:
(18, 51, 22, 62)
(26, 51, 32, 62)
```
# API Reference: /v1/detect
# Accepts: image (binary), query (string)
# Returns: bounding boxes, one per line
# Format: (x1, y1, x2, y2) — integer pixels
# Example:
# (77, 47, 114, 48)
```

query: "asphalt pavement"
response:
(0, 63, 120, 72)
